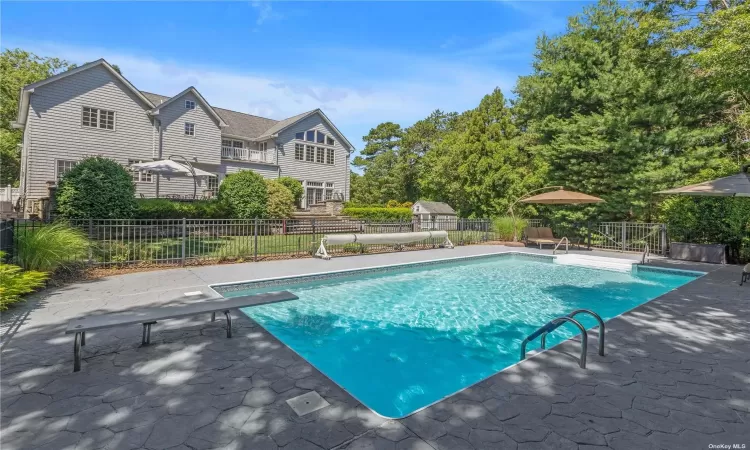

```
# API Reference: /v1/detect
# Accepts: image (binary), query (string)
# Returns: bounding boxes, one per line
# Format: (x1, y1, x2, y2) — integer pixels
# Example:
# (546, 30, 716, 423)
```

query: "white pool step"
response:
(554, 254, 636, 272)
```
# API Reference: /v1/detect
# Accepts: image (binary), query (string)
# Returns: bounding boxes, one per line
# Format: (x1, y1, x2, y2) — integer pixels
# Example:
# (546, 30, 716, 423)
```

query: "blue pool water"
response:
(223, 254, 700, 418)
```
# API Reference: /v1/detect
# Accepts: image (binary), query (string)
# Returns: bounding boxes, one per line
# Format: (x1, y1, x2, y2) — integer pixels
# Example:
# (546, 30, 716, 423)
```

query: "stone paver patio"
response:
(1, 246, 748, 450)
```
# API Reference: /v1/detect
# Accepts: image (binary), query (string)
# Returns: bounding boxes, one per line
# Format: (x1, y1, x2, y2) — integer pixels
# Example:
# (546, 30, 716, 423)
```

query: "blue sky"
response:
(2, 1, 592, 155)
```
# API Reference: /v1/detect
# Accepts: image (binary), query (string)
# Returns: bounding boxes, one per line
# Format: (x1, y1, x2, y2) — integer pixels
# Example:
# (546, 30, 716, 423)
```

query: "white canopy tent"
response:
(130, 156, 216, 199)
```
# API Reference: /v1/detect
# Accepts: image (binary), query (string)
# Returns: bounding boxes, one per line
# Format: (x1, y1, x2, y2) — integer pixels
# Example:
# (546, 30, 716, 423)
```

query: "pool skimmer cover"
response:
(286, 391, 330, 416)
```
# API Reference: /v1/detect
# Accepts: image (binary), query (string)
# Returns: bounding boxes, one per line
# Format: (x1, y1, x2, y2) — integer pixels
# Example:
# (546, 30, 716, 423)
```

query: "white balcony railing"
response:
(221, 146, 276, 164)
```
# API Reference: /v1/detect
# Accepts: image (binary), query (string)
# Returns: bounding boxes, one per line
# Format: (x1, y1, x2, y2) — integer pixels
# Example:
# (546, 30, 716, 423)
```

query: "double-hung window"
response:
(315, 147, 325, 164)
(185, 122, 195, 136)
(82, 107, 115, 130)
(295, 144, 305, 161)
(305, 145, 315, 162)
(128, 159, 153, 183)
(56, 160, 78, 181)
(259, 142, 267, 152)
(326, 148, 335, 165)
(185, 100, 196, 110)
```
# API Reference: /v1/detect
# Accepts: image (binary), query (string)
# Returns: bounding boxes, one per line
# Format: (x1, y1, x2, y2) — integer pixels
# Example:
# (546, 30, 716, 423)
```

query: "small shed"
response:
(412, 201, 457, 230)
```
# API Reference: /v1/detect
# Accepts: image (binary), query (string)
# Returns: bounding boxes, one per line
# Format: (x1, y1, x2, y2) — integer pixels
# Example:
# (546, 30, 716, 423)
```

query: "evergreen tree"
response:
(514, 0, 729, 221)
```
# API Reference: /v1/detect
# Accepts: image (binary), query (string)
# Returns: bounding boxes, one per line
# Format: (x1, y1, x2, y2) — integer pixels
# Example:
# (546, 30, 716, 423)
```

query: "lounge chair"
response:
(524, 227, 566, 249)
(742, 264, 749, 286)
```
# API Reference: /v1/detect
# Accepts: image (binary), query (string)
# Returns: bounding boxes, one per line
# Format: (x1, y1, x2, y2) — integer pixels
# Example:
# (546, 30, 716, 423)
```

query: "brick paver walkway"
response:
(1, 247, 748, 450)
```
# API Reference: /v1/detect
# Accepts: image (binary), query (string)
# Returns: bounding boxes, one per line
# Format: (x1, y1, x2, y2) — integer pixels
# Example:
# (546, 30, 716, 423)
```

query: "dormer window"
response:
(185, 100, 195, 110)
(306, 130, 315, 142)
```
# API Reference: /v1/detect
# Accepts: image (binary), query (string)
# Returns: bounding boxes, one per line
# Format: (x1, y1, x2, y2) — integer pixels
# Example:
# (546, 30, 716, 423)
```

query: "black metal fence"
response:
(2, 218, 496, 267)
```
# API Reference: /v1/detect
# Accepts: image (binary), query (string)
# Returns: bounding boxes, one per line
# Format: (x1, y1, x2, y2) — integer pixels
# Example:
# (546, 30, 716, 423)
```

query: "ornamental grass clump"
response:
(16, 222, 90, 272)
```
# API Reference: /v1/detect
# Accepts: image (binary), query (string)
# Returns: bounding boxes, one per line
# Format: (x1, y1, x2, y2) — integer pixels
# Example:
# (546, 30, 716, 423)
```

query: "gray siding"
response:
(157, 93, 221, 165)
(25, 65, 155, 198)
(275, 113, 350, 200)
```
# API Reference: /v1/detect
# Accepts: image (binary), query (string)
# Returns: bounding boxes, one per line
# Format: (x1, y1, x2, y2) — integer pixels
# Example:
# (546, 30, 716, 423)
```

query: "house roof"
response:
(414, 201, 457, 215)
(254, 109, 356, 152)
(214, 107, 278, 140)
(14, 59, 154, 127)
(14, 58, 355, 150)
(147, 86, 227, 128)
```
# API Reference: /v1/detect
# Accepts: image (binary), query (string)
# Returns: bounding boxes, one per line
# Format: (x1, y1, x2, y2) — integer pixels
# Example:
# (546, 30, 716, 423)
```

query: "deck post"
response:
(621, 221, 626, 252)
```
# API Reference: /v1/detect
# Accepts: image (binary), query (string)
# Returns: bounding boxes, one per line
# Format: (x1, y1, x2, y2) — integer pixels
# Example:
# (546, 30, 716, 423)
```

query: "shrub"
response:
(134, 199, 233, 219)
(16, 222, 90, 272)
(493, 216, 527, 241)
(341, 207, 412, 221)
(56, 156, 137, 219)
(277, 177, 304, 205)
(218, 171, 268, 219)
(0, 252, 48, 311)
(400, 201, 413, 208)
(386, 200, 401, 208)
(265, 180, 295, 219)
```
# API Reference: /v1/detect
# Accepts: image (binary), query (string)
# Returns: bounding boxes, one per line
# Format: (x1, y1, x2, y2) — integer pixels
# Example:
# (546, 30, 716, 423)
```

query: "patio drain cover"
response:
(286, 391, 330, 416)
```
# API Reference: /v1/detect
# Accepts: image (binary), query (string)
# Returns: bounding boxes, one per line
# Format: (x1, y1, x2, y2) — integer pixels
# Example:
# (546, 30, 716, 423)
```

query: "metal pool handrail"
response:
(566, 309, 605, 356)
(641, 243, 650, 264)
(520, 316, 588, 368)
(553, 236, 570, 255)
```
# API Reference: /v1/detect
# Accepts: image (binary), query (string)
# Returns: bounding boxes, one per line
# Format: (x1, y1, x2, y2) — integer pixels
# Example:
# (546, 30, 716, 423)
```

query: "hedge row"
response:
(341, 207, 413, 221)
(134, 199, 233, 219)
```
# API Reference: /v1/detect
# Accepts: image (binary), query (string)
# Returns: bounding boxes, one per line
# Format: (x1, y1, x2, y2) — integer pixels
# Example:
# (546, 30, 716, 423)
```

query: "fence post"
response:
(87, 218, 94, 266)
(459, 218, 464, 245)
(587, 220, 592, 249)
(621, 221, 626, 252)
(660, 224, 668, 256)
(254, 218, 259, 262)
(181, 218, 187, 266)
(0, 219, 14, 263)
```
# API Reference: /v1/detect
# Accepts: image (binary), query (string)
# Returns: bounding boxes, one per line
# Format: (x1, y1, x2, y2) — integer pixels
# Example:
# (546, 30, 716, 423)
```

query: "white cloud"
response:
(4, 40, 517, 150)
(251, 1, 282, 27)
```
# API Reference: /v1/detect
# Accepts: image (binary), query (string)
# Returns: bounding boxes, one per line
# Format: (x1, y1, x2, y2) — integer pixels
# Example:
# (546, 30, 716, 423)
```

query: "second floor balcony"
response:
(221, 146, 276, 165)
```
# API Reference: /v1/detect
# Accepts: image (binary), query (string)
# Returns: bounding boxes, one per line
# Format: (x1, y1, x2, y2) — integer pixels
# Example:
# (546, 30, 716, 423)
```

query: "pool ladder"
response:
(520, 309, 605, 369)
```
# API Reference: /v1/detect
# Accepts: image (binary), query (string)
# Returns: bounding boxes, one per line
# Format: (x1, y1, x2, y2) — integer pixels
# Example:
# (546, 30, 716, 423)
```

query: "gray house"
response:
(412, 201, 457, 230)
(12, 59, 355, 217)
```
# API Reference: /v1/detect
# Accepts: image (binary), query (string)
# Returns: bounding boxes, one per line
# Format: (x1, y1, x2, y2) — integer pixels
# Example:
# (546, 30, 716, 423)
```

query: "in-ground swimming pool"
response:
(214, 253, 702, 418)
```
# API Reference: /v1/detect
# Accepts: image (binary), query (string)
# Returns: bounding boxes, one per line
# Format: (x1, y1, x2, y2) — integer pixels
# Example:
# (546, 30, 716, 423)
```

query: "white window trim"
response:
(294, 130, 336, 147)
(81, 106, 116, 131)
(128, 159, 154, 184)
(185, 100, 196, 110)
(55, 159, 78, 181)
(185, 122, 196, 137)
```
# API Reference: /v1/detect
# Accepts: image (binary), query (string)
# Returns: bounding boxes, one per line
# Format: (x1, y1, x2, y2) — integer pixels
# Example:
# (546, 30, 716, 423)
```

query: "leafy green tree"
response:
(265, 180, 295, 219)
(420, 89, 540, 217)
(218, 170, 268, 219)
(0, 49, 73, 186)
(685, 1, 750, 162)
(276, 176, 303, 205)
(56, 157, 137, 219)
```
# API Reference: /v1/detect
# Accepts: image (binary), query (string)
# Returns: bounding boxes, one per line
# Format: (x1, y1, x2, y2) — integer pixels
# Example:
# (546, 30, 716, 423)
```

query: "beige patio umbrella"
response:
(519, 188, 605, 205)
(509, 186, 605, 241)
(655, 166, 750, 197)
